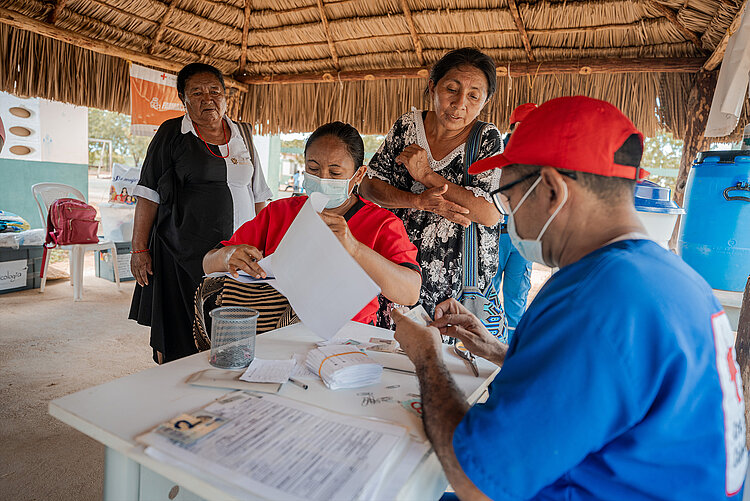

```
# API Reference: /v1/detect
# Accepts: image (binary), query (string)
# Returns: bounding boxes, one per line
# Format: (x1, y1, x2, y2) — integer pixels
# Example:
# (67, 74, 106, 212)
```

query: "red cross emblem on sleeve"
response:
(727, 347, 742, 403)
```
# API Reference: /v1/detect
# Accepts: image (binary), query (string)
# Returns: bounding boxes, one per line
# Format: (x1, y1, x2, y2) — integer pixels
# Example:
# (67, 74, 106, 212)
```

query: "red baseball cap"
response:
(470, 96, 647, 179)
(509, 103, 537, 125)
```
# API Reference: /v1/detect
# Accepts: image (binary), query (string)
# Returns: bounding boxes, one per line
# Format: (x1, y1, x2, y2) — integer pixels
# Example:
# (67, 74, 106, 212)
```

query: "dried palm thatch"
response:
(0, 0, 747, 139)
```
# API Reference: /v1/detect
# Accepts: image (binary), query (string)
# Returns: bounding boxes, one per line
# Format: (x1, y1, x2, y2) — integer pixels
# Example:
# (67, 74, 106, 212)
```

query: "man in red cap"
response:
(507, 102, 536, 136)
(392, 96, 747, 500)
(493, 103, 537, 340)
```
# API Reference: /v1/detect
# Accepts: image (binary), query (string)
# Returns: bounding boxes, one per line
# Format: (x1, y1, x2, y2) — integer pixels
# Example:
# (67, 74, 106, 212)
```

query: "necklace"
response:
(194, 120, 229, 159)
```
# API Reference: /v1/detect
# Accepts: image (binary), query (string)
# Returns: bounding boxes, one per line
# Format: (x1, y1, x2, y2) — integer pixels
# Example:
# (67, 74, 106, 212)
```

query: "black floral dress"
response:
(367, 109, 503, 323)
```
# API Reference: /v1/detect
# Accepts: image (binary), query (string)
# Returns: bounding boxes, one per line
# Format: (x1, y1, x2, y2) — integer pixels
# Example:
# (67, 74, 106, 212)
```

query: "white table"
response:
(49, 322, 499, 501)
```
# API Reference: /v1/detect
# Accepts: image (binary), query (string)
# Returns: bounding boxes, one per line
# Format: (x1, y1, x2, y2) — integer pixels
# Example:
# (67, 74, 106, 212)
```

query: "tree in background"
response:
(642, 131, 683, 192)
(88, 109, 150, 167)
(281, 134, 385, 162)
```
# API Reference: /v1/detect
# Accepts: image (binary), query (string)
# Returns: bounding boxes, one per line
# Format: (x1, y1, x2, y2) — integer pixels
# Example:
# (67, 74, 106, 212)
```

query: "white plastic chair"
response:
(32, 182, 120, 301)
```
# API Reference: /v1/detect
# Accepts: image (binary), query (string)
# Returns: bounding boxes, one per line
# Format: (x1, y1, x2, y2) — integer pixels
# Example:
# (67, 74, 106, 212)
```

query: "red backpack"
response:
(40, 198, 99, 277)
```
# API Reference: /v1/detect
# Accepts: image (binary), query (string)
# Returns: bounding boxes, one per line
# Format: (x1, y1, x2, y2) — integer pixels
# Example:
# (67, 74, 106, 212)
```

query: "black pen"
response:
(383, 366, 417, 375)
(289, 377, 308, 390)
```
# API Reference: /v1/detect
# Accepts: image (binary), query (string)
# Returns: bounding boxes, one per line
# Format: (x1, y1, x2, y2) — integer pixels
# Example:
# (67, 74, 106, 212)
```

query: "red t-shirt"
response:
(221, 196, 420, 325)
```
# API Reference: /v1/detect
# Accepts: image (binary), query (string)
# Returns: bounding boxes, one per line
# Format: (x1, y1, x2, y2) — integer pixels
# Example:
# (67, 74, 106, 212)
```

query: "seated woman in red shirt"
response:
(203, 122, 422, 325)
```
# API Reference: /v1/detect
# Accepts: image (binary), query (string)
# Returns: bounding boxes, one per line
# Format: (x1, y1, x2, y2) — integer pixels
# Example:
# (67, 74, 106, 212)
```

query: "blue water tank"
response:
(678, 150, 750, 292)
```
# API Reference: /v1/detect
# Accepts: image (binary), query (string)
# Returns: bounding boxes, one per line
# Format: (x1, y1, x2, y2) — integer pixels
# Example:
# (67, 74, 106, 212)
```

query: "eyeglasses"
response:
(490, 170, 576, 214)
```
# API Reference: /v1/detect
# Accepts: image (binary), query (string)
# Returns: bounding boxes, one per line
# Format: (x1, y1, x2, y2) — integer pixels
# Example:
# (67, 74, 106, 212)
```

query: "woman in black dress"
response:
(129, 63, 272, 364)
(361, 48, 504, 321)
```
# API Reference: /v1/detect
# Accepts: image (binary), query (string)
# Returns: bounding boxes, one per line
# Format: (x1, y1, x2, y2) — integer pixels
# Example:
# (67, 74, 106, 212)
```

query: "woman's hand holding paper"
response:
(319, 212, 362, 258)
(223, 245, 267, 279)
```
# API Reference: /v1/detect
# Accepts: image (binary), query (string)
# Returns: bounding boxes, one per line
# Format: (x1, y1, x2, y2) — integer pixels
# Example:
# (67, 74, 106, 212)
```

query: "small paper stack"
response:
(306, 345, 382, 390)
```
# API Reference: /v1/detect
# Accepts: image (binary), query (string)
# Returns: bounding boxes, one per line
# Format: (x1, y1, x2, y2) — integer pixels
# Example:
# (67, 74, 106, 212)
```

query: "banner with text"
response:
(130, 64, 185, 137)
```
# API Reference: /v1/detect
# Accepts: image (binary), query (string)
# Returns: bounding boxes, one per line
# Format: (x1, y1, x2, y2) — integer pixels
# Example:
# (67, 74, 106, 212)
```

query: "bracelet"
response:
(130, 249, 149, 254)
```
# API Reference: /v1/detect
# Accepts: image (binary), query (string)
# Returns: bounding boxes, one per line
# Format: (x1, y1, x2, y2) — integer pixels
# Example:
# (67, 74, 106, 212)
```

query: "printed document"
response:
(239, 358, 296, 384)
(139, 392, 407, 501)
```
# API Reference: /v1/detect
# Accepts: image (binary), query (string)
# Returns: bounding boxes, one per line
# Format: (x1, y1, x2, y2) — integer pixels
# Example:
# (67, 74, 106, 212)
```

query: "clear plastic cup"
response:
(208, 307, 259, 369)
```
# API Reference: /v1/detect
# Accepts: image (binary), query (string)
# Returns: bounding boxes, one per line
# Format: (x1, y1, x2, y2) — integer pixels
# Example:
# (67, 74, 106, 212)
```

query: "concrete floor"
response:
(0, 254, 153, 501)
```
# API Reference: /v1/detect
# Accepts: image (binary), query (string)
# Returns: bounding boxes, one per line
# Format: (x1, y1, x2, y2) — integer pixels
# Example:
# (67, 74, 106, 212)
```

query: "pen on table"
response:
(383, 366, 417, 375)
(289, 377, 308, 390)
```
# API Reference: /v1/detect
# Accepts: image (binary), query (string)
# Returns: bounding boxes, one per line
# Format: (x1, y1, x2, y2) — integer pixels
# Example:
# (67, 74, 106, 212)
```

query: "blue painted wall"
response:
(0, 159, 88, 228)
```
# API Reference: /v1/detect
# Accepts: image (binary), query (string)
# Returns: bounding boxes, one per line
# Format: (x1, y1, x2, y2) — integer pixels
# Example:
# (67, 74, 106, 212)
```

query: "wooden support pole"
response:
(737, 275, 750, 446)
(239, 0, 252, 74)
(0, 7, 248, 92)
(673, 70, 717, 208)
(149, 0, 178, 55)
(507, 0, 535, 62)
(704, 0, 748, 70)
(46, 0, 68, 25)
(649, 1, 704, 49)
(237, 57, 706, 85)
(400, 0, 424, 66)
(315, 0, 339, 71)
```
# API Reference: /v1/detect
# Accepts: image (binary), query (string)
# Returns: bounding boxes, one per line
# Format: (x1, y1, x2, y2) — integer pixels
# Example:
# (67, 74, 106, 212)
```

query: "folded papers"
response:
(306, 345, 382, 390)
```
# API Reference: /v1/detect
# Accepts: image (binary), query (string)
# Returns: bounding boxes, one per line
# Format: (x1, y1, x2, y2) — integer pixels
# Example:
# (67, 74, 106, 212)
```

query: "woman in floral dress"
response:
(361, 48, 504, 322)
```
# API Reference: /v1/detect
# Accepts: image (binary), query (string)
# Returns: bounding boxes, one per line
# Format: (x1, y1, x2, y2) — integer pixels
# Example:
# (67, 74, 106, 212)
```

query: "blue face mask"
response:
(507, 176, 568, 266)
(302, 172, 354, 209)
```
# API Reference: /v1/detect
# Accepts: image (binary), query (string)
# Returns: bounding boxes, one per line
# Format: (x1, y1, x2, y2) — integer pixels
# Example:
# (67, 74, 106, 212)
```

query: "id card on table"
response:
(154, 411, 228, 446)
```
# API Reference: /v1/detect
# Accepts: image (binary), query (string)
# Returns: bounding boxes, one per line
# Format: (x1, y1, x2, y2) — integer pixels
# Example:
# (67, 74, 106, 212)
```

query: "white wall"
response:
(0, 93, 41, 161)
(253, 134, 270, 178)
(39, 99, 88, 164)
(0, 91, 88, 165)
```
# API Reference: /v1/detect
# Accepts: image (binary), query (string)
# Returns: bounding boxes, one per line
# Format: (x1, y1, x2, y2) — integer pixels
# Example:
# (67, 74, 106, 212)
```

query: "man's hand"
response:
(319, 212, 361, 257)
(391, 308, 443, 369)
(432, 298, 508, 366)
(395, 144, 432, 183)
(392, 306, 492, 501)
(416, 185, 471, 227)
(222, 245, 267, 278)
(131, 251, 153, 287)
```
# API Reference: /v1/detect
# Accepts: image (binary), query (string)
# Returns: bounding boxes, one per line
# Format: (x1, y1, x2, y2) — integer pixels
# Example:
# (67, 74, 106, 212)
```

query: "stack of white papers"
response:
(139, 392, 409, 501)
(306, 345, 382, 390)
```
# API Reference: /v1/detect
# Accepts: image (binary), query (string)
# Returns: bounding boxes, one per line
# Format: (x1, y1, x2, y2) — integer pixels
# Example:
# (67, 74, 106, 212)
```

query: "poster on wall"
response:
(130, 64, 185, 137)
(0, 259, 28, 291)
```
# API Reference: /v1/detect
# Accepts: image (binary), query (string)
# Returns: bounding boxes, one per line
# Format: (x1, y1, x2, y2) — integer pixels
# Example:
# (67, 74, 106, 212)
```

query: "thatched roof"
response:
(1, 0, 747, 137)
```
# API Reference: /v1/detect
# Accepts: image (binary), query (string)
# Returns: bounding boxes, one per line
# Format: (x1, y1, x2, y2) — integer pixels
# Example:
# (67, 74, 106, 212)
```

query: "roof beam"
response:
(0, 7, 248, 92)
(703, 0, 748, 70)
(237, 57, 706, 85)
(46, 0, 68, 25)
(648, 1, 704, 49)
(507, 0, 535, 62)
(149, 0, 179, 55)
(239, 0, 252, 74)
(315, 0, 340, 70)
(400, 0, 424, 66)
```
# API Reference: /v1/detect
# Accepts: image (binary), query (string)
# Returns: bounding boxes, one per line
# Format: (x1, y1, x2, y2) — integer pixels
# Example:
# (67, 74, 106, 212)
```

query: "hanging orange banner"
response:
(130, 64, 185, 137)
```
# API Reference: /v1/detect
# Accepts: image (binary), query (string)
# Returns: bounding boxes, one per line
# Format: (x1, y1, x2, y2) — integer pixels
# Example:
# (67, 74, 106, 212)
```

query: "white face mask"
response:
(302, 172, 354, 209)
(506, 176, 568, 266)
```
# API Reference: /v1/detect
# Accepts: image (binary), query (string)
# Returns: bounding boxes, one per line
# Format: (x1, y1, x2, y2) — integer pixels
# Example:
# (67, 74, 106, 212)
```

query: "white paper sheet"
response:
(138, 392, 408, 501)
(292, 354, 321, 380)
(239, 358, 296, 384)
(262, 192, 381, 339)
(204, 271, 279, 289)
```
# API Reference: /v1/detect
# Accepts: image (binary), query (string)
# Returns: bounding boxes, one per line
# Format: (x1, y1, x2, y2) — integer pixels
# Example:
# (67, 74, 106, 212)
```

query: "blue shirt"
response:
(453, 239, 747, 500)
